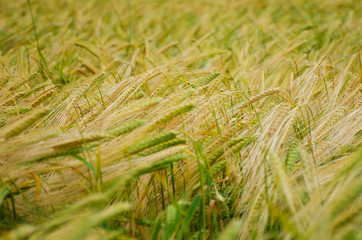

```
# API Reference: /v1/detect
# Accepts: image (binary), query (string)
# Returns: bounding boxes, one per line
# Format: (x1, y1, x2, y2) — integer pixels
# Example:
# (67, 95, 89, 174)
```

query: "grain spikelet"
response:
(0, 115, 6, 127)
(51, 133, 105, 151)
(239, 88, 280, 110)
(131, 153, 188, 177)
(204, 74, 226, 97)
(68, 72, 110, 107)
(267, 103, 290, 137)
(1, 91, 27, 106)
(0, 76, 10, 89)
(110, 70, 156, 101)
(0, 106, 33, 127)
(332, 53, 358, 98)
(285, 140, 300, 172)
(133, 145, 187, 166)
(144, 102, 195, 132)
(313, 141, 331, 162)
(0, 128, 61, 153)
(210, 160, 226, 176)
(29, 145, 92, 163)
(3, 106, 32, 115)
(166, 88, 196, 105)
(314, 108, 345, 142)
(208, 120, 246, 150)
(30, 89, 55, 108)
(125, 131, 178, 155)
(221, 120, 246, 142)
(191, 72, 221, 88)
(204, 91, 232, 111)
(230, 136, 256, 154)
(275, 60, 290, 85)
(105, 119, 147, 137)
(0, 108, 50, 139)
(207, 138, 244, 164)
(7, 73, 35, 92)
(139, 138, 186, 156)
(116, 97, 162, 116)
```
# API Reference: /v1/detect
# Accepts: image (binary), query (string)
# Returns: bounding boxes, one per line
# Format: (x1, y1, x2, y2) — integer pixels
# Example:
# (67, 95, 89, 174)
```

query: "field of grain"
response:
(0, 0, 361, 239)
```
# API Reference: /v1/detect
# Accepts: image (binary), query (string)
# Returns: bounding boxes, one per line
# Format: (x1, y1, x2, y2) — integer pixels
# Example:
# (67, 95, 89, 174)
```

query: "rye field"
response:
(0, 0, 361, 239)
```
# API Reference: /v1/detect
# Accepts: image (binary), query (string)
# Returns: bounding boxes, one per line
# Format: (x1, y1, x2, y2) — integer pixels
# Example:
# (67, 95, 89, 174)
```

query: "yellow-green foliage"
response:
(0, 0, 361, 239)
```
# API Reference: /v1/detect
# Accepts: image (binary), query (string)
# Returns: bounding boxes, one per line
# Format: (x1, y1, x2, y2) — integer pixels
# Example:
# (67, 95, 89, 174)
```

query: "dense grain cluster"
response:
(0, 0, 361, 239)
